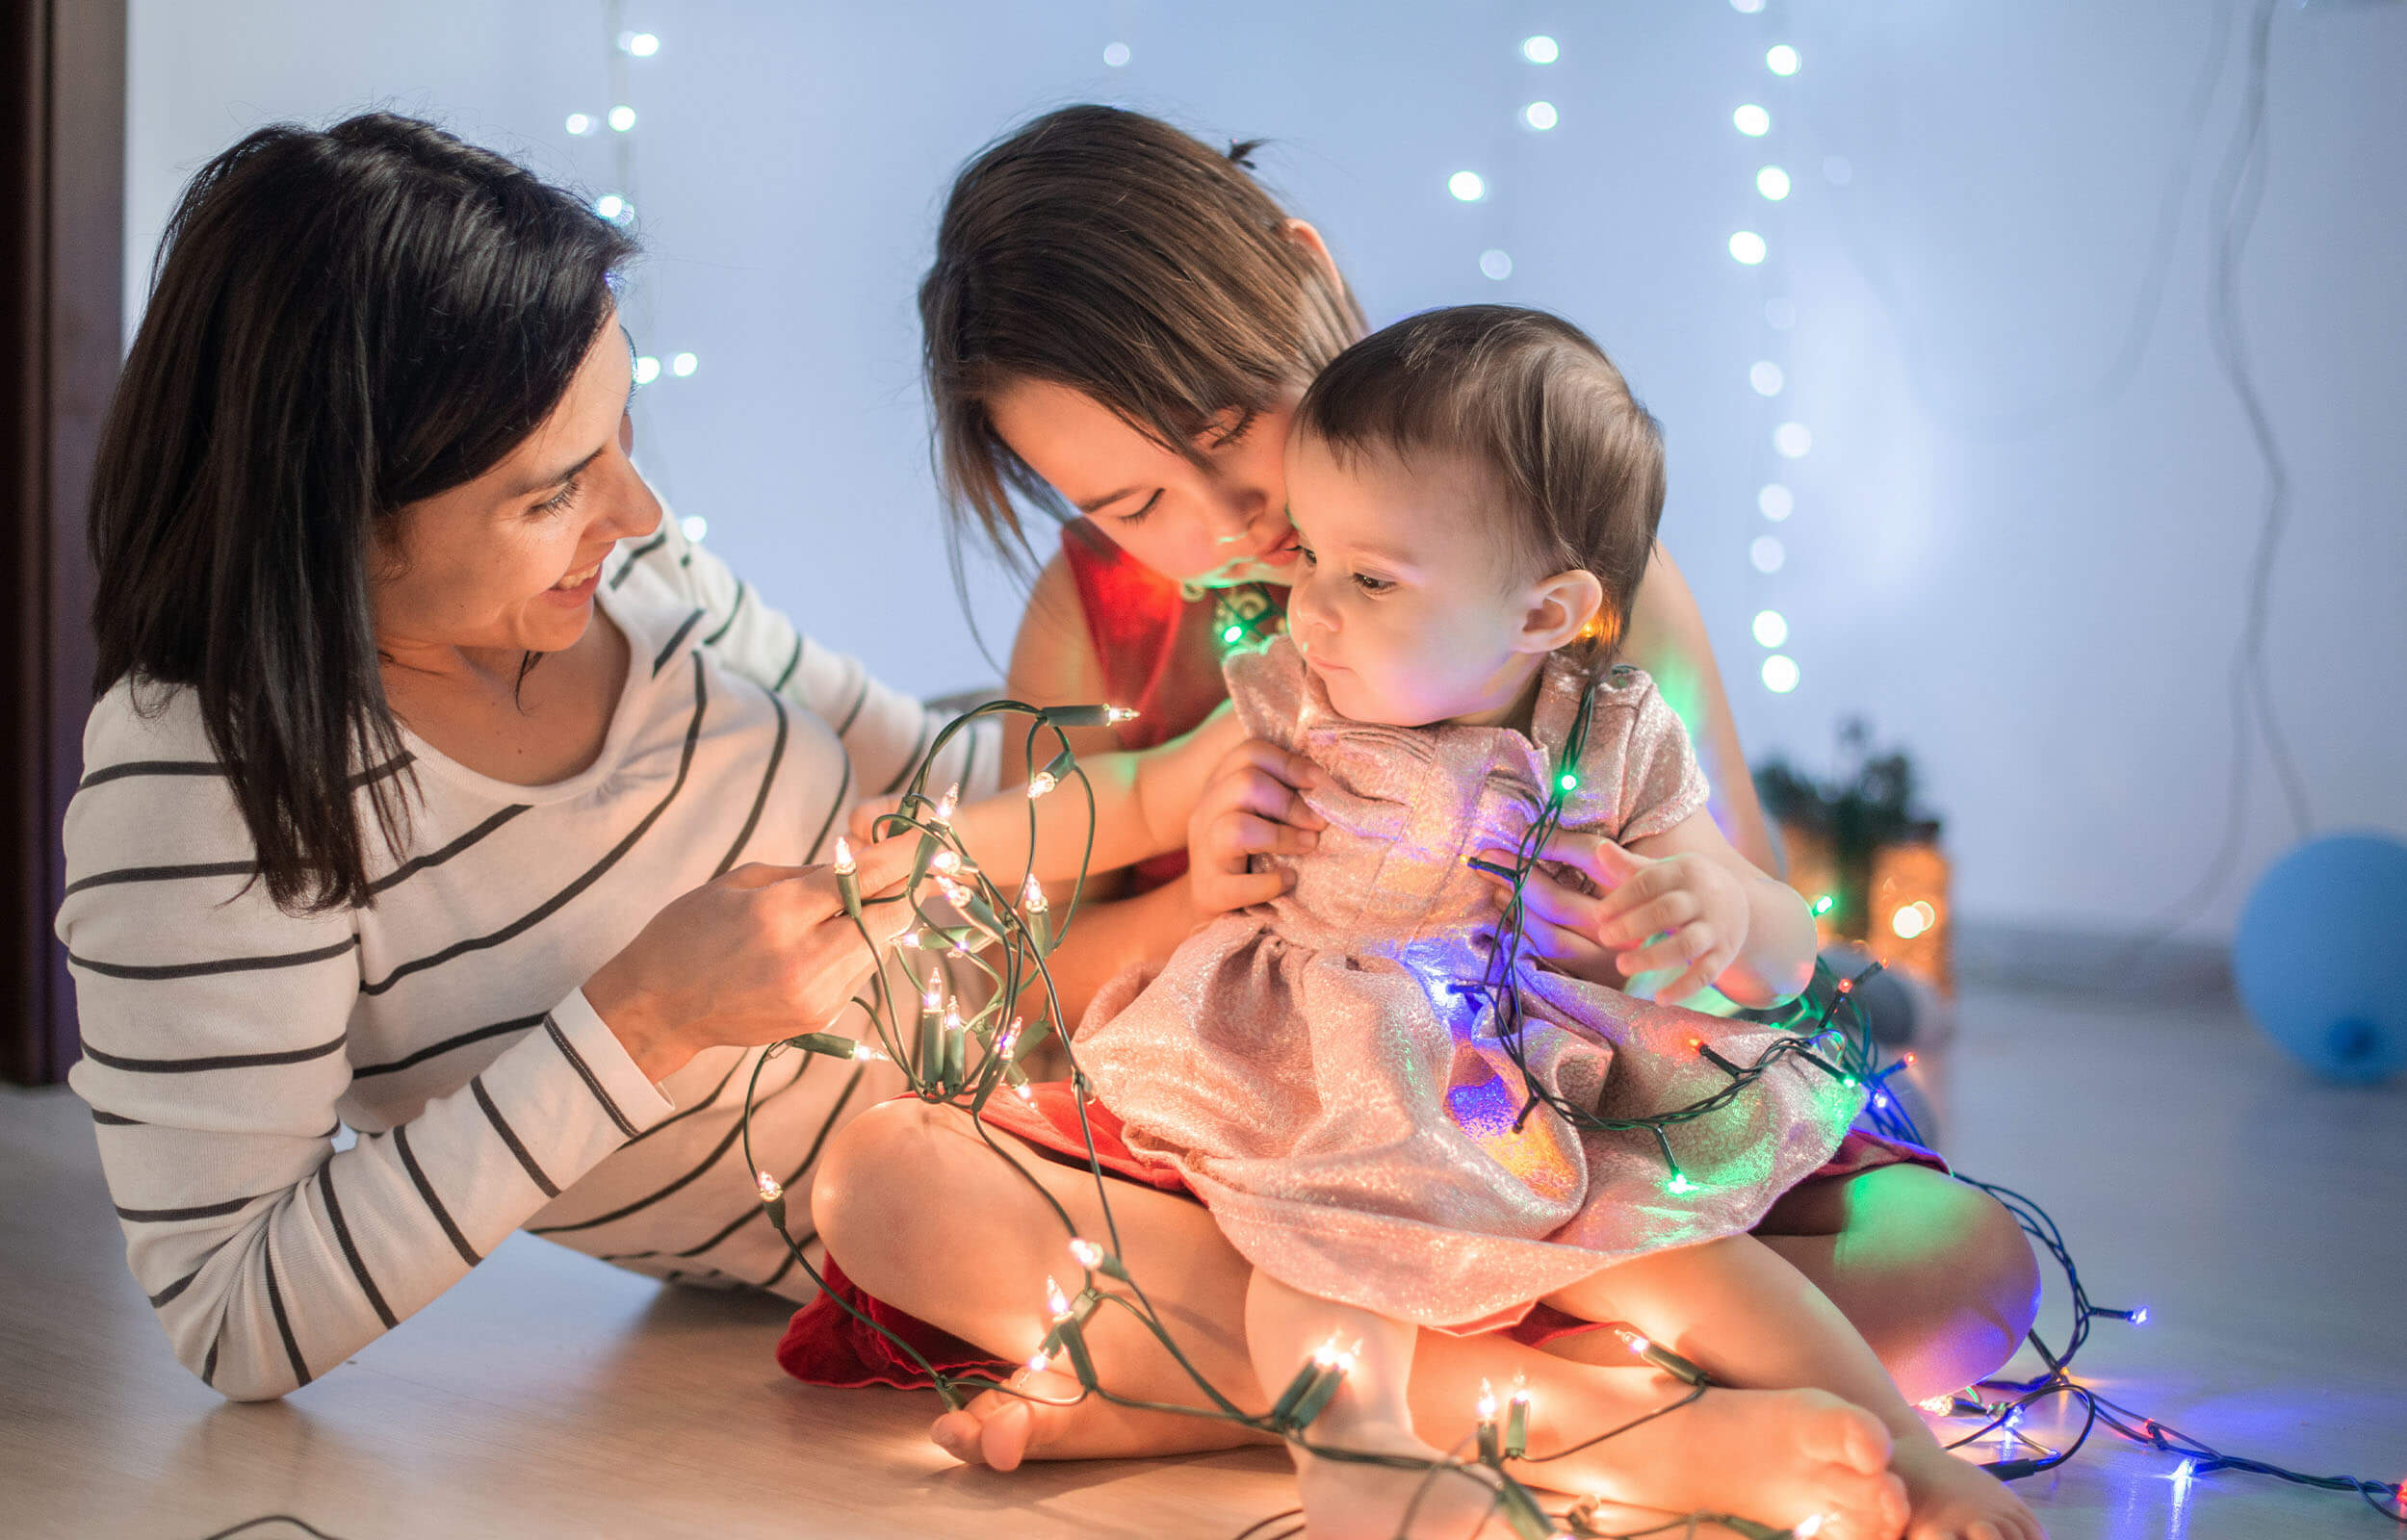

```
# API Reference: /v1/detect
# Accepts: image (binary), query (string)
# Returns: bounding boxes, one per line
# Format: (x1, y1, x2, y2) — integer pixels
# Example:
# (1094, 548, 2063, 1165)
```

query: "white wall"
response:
(127, 0, 2406, 939)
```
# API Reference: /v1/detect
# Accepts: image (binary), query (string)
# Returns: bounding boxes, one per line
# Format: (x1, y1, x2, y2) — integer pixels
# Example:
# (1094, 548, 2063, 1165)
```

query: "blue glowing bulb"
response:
(2132, 1306, 2150, 1326)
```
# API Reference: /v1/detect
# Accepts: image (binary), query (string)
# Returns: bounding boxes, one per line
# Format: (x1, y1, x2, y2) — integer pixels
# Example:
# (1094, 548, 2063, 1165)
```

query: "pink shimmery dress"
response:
(1074, 637, 1865, 1331)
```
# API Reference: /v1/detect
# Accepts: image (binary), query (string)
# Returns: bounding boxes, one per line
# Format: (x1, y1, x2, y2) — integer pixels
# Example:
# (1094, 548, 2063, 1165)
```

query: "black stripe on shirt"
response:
(80, 1030, 346, 1075)
(711, 683, 789, 879)
(358, 654, 708, 997)
(545, 1014, 640, 1140)
(115, 1191, 277, 1223)
(608, 531, 671, 590)
(149, 1265, 202, 1309)
(701, 582, 747, 647)
(772, 632, 804, 694)
(63, 859, 256, 898)
(470, 1075, 559, 1198)
(804, 752, 849, 864)
(76, 759, 218, 790)
(524, 1099, 747, 1235)
(201, 1335, 220, 1388)
(651, 607, 706, 677)
(367, 803, 532, 896)
(615, 1051, 746, 1151)
(879, 715, 934, 796)
(69, 934, 358, 983)
(831, 668, 871, 738)
(263, 1233, 312, 1388)
(350, 1014, 546, 1080)
(670, 1063, 862, 1261)
(392, 1123, 480, 1268)
(319, 1161, 398, 1328)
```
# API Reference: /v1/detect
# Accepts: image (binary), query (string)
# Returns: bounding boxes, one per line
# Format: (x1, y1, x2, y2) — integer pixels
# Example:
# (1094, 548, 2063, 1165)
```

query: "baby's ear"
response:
(1518, 568, 1606, 653)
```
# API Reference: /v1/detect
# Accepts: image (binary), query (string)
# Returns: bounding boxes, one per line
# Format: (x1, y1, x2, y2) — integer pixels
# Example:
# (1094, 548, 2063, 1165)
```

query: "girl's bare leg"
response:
(815, 1101, 1906, 1530)
(1549, 1236, 2043, 1540)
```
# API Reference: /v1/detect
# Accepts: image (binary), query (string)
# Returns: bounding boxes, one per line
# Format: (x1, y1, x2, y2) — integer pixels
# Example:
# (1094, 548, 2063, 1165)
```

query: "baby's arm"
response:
(923, 703, 1250, 884)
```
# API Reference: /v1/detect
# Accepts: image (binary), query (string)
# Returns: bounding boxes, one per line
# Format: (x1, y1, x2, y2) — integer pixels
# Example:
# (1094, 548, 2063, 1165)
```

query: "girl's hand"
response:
(1188, 738, 1325, 916)
(584, 834, 919, 1083)
(1474, 831, 1752, 1005)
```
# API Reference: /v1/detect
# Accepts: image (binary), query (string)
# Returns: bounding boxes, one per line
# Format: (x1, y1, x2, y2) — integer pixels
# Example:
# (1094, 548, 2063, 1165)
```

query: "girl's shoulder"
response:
(1542, 656, 1711, 841)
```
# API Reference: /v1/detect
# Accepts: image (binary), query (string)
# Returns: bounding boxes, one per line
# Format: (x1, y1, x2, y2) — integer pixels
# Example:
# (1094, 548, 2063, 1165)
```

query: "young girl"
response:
(928, 306, 2042, 1540)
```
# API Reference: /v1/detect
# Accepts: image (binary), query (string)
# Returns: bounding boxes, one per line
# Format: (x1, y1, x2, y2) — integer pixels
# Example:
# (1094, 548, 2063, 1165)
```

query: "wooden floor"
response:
(3, 979, 2401, 1540)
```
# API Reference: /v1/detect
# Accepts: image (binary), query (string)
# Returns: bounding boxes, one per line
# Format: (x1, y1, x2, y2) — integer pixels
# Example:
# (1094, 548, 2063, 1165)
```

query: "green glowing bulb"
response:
(1667, 1172, 1696, 1194)
(1811, 894, 1835, 915)
(1222, 625, 1242, 643)
(1558, 773, 1579, 792)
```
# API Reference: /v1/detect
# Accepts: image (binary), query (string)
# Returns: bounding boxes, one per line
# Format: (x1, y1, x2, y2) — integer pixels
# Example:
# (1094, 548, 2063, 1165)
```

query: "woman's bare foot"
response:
(1547, 1382, 1908, 1540)
(1295, 1423, 1514, 1539)
(1889, 1435, 2046, 1540)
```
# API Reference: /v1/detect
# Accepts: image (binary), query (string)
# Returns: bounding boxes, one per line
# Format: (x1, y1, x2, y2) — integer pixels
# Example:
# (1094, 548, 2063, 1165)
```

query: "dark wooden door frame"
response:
(3, 0, 123, 1084)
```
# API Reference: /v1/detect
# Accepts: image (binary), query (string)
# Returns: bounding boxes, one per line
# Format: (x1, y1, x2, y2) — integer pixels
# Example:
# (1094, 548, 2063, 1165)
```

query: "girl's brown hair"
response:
(919, 105, 1366, 570)
(1297, 305, 1667, 661)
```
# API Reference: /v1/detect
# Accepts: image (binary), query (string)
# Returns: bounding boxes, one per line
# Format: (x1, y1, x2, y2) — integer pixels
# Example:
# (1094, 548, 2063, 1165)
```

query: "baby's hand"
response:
(1188, 738, 1324, 917)
(1475, 832, 1749, 1005)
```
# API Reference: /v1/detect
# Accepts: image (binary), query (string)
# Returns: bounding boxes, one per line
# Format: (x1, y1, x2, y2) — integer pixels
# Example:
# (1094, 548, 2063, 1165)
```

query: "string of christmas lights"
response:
(727, 686, 2402, 1539)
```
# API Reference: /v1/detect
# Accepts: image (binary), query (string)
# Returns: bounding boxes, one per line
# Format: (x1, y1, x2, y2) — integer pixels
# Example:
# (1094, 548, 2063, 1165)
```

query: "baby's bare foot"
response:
(1890, 1435, 2047, 1540)
(1295, 1423, 1515, 1539)
(1548, 1383, 1908, 1540)
(928, 1369, 1079, 1472)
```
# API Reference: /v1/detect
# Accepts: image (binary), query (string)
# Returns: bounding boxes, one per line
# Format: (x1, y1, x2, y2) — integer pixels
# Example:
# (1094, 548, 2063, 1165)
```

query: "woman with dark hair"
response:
(64, 113, 988, 1400)
(798, 107, 2042, 1490)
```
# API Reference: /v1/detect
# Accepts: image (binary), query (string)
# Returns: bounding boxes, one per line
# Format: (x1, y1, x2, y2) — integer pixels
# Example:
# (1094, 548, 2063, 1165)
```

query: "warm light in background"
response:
(619, 31, 659, 57)
(1522, 101, 1558, 131)
(1753, 609, 1790, 648)
(1733, 103, 1771, 137)
(634, 355, 660, 385)
(1773, 422, 1812, 457)
(1762, 654, 1800, 693)
(1520, 34, 1559, 64)
(670, 351, 698, 376)
(1766, 44, 1799, 76)
(1449, 170, 1487, 201)
(1750, 361, 1785, 396)
(608, 104, 636, 132)
(1728, 230, 1767, 264)
(1751, 535, 1786, 573)
(1756, 165, 1791, 200)
(1759, 484, 1794, 520)
(564, 113, 594, 136)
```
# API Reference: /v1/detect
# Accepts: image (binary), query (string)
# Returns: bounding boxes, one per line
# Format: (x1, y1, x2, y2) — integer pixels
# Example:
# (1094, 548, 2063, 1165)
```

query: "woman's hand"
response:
(583, 834, 920, 1082)
(1475, 831, 1753, 1005)
(1188, 738, 1325, 916)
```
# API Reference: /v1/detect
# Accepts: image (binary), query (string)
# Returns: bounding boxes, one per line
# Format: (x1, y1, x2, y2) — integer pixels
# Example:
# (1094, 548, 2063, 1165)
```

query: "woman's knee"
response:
(1956, 1187, 2042, 1339)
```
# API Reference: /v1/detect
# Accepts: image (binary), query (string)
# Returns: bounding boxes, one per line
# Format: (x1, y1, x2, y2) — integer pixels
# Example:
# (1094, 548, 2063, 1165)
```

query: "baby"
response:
(936, 306, 2042, 1540)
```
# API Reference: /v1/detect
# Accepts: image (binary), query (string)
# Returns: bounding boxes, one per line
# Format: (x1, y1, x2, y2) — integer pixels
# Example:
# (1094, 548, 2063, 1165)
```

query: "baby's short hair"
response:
(1295, 305, 1665, 657)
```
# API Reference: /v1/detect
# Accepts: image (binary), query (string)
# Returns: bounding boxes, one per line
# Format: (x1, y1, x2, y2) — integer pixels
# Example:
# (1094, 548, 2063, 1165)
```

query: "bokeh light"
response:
(1734, 104, 1771, 137)
(1450, 170, 1487, 202)
(1729, 230, 1767, 265)
(1762, 654, 1800, 693)
(1753, 609, 1790, 648)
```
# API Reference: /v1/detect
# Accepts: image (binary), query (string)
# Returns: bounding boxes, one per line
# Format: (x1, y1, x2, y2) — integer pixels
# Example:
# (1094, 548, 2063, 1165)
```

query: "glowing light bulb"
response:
(1733, 104, 1771, 138)
(1523, 101, 1559, 131)
(1521, 35, 1559, 64)
(1750, 361, 1786, 397)
(1449, 170, 1487, 202)
(755, 1170, 784, 1202)
(1758, 483, 1794, 521)
(680, 515, 707, 543)
(1557, 772, 1579, 792)
(1919, 1394, 1956, 1415)
(930, 849, 961, 876)
(1222, 625, 1242, 643)
(1102, 40, 1131, 67)
(619, 31, 660, 57)
(1105, 706, 1140, 723)
(608, 105, 636, 133)
(2169, 1458, 2196, 1499)
(1668, 1171, 1697, 1194)
(1753, 610, 1789, 649)
(937, 876, 973, 910)
(1026, 1350, 1050, 1373)
(565, 113, 595, 137)
(633, 355, 660, 385)
(1773, 422, 1812, 457)
(1756, 165, 1792, 201)
(1045, 1275, 1072, 1319)
(1762, 654, 1801, 694)
(1014, 1083, 1035, 1103)
(1479, 249, 1513, 281)
(1729, 230, 1768, 266)
(670, 351, 697, 377)
(1069, 1238, 1104, 1269)
(831, 835, 855, 876)
(2133, 1306, 2150, 1326)
(1476, 1378, 1499, 1423)
(1621, 1332, 1653, 1358)
(1022, 875, 1048, 913)
(995, 1016, 1022, 1057)
(1902, 1052, 1917, 1066)
(1026, 770, 1058, 799)
(595, 193, 628, 220)
(1793, 1516, 1826, 1539)
(850, 1041, 882, 1062)
(923, 969, 944, 1013)
(1750, 535, 1786, 574)
(934, 783, 960, 824)
(1766, 44, 1799, 76)
(1811, 893, 1835, 914)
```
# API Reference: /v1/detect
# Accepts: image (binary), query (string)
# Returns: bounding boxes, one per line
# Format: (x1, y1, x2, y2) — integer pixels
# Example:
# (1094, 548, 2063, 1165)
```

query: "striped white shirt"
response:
(60, 514, 996, 1400)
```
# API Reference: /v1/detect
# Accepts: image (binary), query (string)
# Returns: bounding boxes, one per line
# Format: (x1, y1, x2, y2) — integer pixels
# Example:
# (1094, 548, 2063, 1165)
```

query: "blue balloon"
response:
(2232, 834, 2407, 1085)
